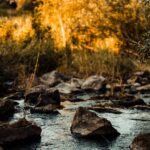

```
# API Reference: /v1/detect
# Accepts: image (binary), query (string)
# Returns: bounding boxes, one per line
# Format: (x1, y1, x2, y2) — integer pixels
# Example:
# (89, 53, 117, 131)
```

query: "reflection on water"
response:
(9, 93, 150, 150)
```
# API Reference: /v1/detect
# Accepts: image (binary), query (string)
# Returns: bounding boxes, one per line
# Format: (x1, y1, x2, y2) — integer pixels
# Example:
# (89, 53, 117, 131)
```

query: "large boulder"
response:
(0, 99, 15, 119)
(81, 75, 106, 92)
(130, 133, 150, 150)
(70, 107, 120, 139)
(0, 118, 41, 145)
(36, 90, 60, 106)
(39, 70, 70, 87)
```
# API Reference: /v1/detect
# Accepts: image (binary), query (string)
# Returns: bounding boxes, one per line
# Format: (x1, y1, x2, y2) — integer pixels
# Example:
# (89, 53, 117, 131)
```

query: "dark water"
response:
(9, 93, 150, 150)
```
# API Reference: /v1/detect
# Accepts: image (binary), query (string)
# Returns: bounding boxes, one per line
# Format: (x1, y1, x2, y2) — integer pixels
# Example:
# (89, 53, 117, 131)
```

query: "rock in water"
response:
(36, 89, 61, 106)
(130, 133, 150, 150)
(31, 104, 61, 114)
(25, 85, 60, 105)
(70, 107, 120, 139)
(0, 118, 41, 145)
(24, 84, 48, 103)
(81, 75, 106, 91)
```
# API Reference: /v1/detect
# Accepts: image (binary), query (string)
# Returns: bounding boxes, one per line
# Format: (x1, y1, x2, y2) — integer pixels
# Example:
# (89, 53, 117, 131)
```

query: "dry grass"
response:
(58, 49, 136, 81)
(0, 0, 149, 86)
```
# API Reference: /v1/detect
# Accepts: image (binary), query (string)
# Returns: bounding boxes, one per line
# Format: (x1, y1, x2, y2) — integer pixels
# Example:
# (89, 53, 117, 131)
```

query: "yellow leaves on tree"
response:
(35, 0, 148, 53)
(0, 15, 35, 43)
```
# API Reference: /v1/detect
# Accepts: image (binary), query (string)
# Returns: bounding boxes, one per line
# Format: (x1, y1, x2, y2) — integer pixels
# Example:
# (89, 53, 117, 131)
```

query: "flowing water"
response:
(8, 93, 150, 150)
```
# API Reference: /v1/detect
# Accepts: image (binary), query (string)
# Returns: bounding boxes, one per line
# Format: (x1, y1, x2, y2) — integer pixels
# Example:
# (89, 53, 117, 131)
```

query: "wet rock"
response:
(25, 85, 60, 105)
(70, 107, 120, 139)
(81, 75, 107, 92)
(36, 90, 60, 106)
(31, 104, 61, 114)
(39, 70, 70, 87)
(112, 98, 146, 108)
(0, 118, 41, 145)
(130, 133, 150, 150)
(0, 99, 15, 119)
(25, 84, 48, 103)
(136, 84, 150, 93)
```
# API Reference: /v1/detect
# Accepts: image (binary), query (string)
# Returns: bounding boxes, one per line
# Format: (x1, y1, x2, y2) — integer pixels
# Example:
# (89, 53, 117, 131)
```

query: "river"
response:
(7, 93, 150, 150)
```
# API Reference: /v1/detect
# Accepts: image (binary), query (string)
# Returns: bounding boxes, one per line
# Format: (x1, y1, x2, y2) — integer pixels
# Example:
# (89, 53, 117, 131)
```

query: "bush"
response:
(0, 14, 59, 81)
(0, 0, 149, 83)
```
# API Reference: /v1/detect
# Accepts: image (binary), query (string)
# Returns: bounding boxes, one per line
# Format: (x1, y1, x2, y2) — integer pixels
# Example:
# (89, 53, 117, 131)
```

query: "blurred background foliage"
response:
(0, 0, 149, 82)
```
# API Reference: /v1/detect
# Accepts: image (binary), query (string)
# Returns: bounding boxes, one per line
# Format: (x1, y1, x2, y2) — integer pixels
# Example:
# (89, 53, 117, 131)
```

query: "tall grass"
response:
(0, 14, 59, 84)
(58, 48, 135, 80)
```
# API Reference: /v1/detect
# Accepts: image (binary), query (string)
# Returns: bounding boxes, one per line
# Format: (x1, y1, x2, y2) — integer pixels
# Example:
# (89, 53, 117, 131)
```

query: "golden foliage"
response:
(0, 15, 35, 43)
(0, 0, 149, 78)
(34, 0, 149, 53)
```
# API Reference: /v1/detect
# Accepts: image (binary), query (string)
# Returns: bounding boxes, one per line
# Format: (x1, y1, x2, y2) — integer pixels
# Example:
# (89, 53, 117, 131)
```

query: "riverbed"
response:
(7, 93, 150, 150)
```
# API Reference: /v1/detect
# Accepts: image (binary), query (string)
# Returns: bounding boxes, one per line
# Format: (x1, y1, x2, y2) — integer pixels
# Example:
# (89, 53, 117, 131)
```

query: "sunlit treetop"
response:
(0, 0, 149, 54)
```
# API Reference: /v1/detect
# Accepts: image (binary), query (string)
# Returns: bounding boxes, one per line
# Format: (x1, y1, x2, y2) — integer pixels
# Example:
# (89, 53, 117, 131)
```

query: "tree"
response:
(34, 0, 149, 59)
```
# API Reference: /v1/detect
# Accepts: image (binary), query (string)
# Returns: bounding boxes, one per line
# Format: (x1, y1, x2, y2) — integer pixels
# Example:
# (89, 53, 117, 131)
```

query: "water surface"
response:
(10, 93, 150, 150)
